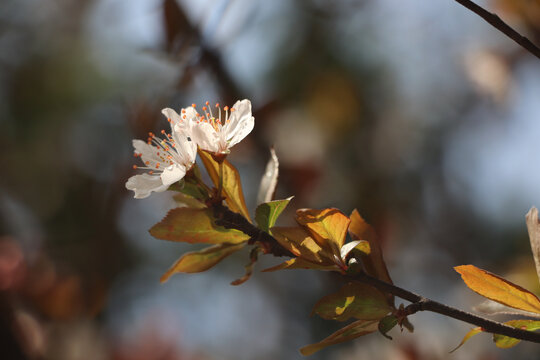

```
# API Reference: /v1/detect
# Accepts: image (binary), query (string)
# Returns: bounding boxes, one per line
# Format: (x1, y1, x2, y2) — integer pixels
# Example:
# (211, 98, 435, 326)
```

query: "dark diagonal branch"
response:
(214, 204, 540, 344)
(454, 0, 540, 60)
(355, 272, 540, 343)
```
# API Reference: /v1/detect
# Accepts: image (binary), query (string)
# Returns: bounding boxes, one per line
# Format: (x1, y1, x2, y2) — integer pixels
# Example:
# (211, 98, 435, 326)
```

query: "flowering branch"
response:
(214, 204, 540, 344)
(454, 0, 540, 60)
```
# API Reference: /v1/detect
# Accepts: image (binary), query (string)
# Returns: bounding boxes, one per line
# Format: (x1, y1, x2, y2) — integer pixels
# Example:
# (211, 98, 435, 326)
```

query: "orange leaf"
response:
(349, 209, 392, 285)
(199, 150, 251, 222)
(271, 226, 332, 264)
(455, 265, 540, 314)
(296, 208, 350, 255)
(299, 319, 379, 356)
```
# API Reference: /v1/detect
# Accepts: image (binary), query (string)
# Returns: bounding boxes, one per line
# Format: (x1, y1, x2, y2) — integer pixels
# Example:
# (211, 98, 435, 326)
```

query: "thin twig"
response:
(214, 204, 540, 344)
(454, 0, 540, 60)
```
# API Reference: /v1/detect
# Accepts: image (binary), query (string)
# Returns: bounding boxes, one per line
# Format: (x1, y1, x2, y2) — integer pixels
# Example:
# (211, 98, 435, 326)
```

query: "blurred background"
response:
(1, 0, 540, 359)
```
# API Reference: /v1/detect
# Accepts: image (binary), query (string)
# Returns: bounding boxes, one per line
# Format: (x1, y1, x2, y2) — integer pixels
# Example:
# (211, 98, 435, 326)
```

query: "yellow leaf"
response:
(451, 320, 540, 351)
(160, 243, 245, 282)
(493, 319, 540, 348)
(296, 208, 350, 255)
(199, 150, 251, 222)
(455, 265, 540, 314)
(526, 207, 540, 286)
(299, 319, 379, 356)
(450, 327, 483, 353)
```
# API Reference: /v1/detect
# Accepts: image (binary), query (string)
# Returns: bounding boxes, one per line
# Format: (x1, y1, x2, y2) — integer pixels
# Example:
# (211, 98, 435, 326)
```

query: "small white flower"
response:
(181, 99, 254, 154)
(126, 123, 196, 199)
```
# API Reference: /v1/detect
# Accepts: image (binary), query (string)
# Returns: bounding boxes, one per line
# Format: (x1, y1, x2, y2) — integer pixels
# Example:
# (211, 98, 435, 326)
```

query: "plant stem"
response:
(217, 161, 224, 198)
(213, 204, 540, 344)
(454, 0, 540, 60)
(354, 272, 540, 343)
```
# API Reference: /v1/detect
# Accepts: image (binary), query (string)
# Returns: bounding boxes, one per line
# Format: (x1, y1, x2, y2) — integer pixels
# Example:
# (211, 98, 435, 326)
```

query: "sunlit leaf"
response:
(349, 209, 393, 285)
(378, 315, 398, 340)
(296, 208, 350, 254)
(160, 243, 245, 282)
(299, 319, 379, 356)
(455, 265, 540, 314)
(150, 208, 250, 244)
(526, 207, 540, 285)
(262, 258, 338, 272)
(311, 282, 391, 322)
(340, 240, 370, 261)
(256, 147, 279, 204)
(199, 150, 251, 221)
(271, 226, 330, 264)
(493, 320, 540, 348)
(450, 327, 483, 353)
(231, 247, 261, 286)
(255, 197, 293, 233)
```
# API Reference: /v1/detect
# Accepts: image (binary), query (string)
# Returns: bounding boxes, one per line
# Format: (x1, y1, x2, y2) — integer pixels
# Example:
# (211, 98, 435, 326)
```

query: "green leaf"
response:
(168, 164, 209, 201)
(180, 180, 209, 201)
(300, 319, 379, 356)
(451, 327, 483, 353)
(255, 197, 293, 233)
(378, 315, 398, 340)
(493, 320, 540, 349)
(150, 208, 250, 244)
(311, 282, 392, 322)
(199, 150, 251, 221)
(160, 243, 245, 282)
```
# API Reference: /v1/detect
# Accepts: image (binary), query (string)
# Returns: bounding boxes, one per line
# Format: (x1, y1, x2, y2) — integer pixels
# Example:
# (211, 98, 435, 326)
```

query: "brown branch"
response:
(454, 0, 540, 60)
(355, 272, 540, 343)
(214, 204, 540, 344)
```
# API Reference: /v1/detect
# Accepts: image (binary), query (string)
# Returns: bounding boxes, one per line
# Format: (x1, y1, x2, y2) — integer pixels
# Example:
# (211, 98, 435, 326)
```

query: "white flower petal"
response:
(132, 139, 163, 168)
(224, 99, 254, 148)
(160, 164, 186, 186)
(161, 108, 182, 124)
(191, 122, 220, 153)
(125, 173, 168, 199)
(173, 127, 197, 165)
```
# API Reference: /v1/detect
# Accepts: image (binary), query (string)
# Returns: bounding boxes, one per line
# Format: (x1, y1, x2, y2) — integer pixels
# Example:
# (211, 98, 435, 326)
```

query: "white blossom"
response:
(186, 99, 255, 154)
(126, 123, 196, 199)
